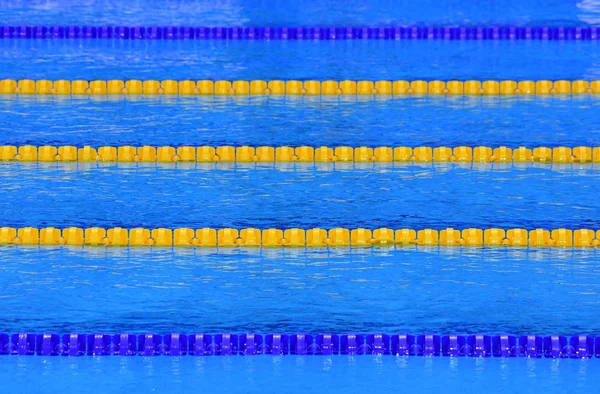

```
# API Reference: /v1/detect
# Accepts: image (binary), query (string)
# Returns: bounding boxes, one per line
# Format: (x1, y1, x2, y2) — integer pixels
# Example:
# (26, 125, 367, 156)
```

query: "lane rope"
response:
(0, 333, 595, 358)
(1, 26, 599, 40)
(0, 145, 598, 164)
(0, 227, 597, 248)
(1, 79, 599, 95)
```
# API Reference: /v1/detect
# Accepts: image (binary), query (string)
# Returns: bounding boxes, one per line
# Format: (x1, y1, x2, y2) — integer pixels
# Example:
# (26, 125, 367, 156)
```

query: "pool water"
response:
(0, 0, 596, 26)
(2, 0, 600, 393)
(1, 356, 598, 394)
(1, 97, 599, 147)
(0, 246, 599, 335)
(0, 164, 596, 229)
(1, 40, 600, 81)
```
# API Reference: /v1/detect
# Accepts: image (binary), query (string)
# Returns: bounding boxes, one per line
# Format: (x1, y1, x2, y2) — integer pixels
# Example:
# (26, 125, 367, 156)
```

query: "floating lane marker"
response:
(1, 26, 600, 40)
(0, 145, 598, 164)
(1, 79, 600, 95)
(0, 227, 597, 248)
(0, 332, 596, 358)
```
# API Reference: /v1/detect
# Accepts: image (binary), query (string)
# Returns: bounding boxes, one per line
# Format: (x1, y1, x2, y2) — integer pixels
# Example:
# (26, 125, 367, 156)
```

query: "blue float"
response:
(442, 335, 466, 356)
(239, 334, 262, 355)
(214, 334, 238, 355)
(264, 334, 288, 355)
(492, 335, 517, 357)
(87, 334, 111, 356)
(164, 333, 188, 356)
(188, 334, 213, 356)
(416, 335, 440, 356)
(391, 334, 415, 356)
(61, 334, 86, 356)
(341, 334, 366, 355)
(112, 334, 137, 356)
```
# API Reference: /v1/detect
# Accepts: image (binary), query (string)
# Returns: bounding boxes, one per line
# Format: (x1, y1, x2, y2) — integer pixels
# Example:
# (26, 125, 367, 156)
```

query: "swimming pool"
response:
(2, 0, 600, 392)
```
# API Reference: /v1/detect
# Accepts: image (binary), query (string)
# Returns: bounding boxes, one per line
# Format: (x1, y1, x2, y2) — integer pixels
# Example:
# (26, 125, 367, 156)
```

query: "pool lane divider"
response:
(1, 79, 600, 95)
(1, 333, 597, 358)
(1, 145, 599, 164)
(1, 26, 600, 40)
(0, 227, 598, 248)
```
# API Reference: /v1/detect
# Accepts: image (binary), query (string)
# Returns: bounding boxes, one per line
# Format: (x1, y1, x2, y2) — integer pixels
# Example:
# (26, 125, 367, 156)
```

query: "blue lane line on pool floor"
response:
(2, 333, 598, 358)
(1, 26, 600, 40)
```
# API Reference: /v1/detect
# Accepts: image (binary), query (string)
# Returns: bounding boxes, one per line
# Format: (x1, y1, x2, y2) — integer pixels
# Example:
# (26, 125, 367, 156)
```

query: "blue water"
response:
(1, 97, 599, 147)
(1, 40, 600, 80)
(1, 356, 598, 394)
(0, 246, 598, 335)
(0, 164, 597, 229)
(0, 0, 598, 27)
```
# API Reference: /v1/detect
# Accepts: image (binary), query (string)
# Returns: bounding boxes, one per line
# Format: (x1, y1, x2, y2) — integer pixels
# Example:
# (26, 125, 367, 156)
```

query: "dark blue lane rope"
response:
(1, 26, 599, 40)
(1, 333, 597, 358)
